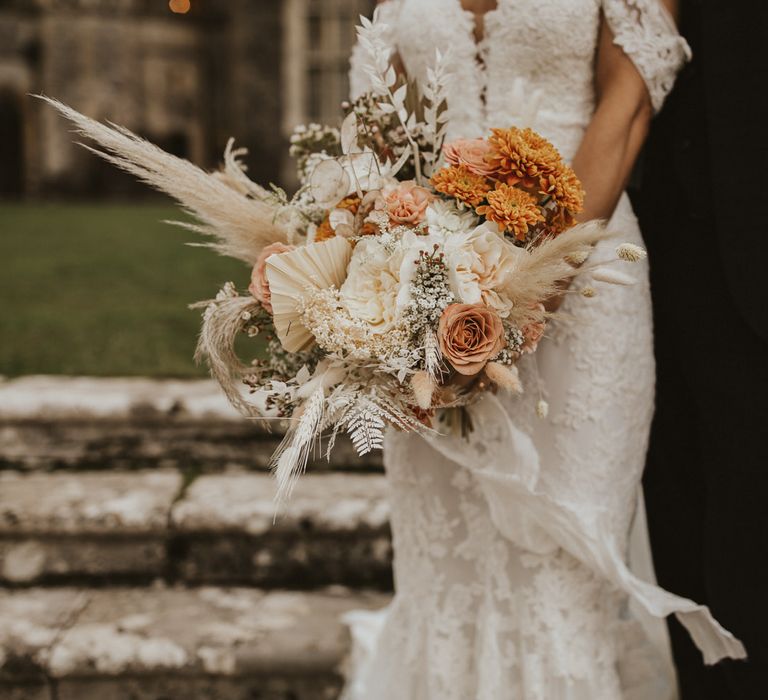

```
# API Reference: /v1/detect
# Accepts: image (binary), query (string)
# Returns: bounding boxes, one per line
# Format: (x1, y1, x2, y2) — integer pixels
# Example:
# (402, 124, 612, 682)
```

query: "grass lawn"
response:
(0, 202, 251, 377)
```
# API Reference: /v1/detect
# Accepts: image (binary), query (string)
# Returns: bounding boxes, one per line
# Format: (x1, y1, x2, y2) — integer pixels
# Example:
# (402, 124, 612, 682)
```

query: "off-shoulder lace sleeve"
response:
(349, 0, 402, 98)
(602, 0, 691, 112)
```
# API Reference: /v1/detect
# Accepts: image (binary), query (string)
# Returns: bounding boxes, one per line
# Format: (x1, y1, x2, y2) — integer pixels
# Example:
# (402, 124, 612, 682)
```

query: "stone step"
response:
(0, 376, 382, 472)
(0, 470, 392, 589)
(0, 585, 389, 700)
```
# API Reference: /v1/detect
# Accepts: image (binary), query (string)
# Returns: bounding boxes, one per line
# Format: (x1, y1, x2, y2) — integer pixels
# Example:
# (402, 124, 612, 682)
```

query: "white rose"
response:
(339, 237, 404, 333)
(394, 221, 524, 318)
(440, 222, 524, 315)
(443, 234, 483, 305)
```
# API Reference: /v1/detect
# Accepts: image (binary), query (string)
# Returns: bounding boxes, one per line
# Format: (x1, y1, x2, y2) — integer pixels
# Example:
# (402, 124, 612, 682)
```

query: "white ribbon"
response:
(424, 394, 746, 665)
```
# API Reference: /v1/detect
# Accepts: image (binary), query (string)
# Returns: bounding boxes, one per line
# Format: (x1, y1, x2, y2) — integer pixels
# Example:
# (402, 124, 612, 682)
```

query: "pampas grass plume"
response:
(484, 362, 523, 394)
(411, 370, 436, 410)
(37, 96, 287, 264)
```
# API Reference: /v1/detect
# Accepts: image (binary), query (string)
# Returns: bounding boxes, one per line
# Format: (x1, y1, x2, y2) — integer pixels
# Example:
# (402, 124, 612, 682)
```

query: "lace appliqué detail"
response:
(341, 3, 721, 699)
(602, 0, 692, 112)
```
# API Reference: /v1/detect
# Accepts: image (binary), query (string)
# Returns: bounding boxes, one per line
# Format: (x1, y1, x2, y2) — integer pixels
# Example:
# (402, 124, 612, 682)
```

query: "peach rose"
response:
(438, 303, 505, 376)
(249, 242, 295, 312)
(443, 138, 496, 177)
(521, 303, 546, 354)
(377, 181, 435, 226)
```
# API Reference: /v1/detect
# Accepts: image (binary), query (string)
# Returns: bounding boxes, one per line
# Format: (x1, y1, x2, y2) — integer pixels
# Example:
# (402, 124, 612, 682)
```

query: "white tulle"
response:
(343, 2, 743, 698)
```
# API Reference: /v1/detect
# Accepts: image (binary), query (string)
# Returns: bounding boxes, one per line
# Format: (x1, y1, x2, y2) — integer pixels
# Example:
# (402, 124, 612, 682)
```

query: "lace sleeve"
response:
(349, 0, 402, 99)
(602, 0, 691, 112)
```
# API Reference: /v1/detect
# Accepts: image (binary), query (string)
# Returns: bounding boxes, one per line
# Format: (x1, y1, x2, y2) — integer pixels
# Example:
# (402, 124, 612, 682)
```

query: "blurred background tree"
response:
(0, 0, 374, 376)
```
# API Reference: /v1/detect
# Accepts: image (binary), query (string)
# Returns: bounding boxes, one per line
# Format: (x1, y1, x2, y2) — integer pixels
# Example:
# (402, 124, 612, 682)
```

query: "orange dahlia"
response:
(487, 127, 564, 186)
(476, 184, 545, 240)
(431, 165, 493, 207)
(539, 168, 585, 215)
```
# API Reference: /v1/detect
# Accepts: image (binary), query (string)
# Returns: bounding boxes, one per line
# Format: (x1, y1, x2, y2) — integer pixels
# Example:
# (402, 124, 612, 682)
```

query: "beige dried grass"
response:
(192, 295, 262, 417)
(38, 96, 288, 264)
(504, 221, 613, 327)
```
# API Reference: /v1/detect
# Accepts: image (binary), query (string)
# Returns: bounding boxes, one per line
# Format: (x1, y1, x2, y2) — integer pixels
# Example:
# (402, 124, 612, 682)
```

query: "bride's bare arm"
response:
(572, 0, 679, 221)
(542, 1, 678, 311)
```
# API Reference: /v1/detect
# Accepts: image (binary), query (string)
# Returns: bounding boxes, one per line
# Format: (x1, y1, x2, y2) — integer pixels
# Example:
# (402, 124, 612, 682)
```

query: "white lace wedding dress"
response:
(342, 2, 745, 698)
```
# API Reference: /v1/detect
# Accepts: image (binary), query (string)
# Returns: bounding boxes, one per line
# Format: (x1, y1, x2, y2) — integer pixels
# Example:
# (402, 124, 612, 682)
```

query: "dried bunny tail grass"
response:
(193, 295, 262, 417)
(564, 250, 590, 266)
(504, 220, 612, 326)
(484, 362, 523, 394)
(411, 370, 436, 410)
(616, 242, 647, 262)
(37, 96, 287, 264)
(591, 268, 636, 286)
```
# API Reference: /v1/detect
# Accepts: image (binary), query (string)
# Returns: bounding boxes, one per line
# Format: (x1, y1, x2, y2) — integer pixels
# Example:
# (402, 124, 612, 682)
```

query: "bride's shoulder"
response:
(374, 0, 403, 18)
(599, 0, 691, 112)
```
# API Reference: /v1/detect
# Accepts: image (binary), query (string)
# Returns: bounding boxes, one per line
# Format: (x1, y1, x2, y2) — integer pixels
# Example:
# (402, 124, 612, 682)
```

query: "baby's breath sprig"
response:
(403, 245, 455, 333)
(495, 321, 525, 366)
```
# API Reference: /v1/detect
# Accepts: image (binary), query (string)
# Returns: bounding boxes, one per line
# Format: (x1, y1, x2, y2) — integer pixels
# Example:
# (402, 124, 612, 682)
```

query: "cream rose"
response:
(249, 242, 295, 312)
(467, 222, 524, 314)
(442, 222, 524, 316)
(438, 303, 506, 376)
(339, 237, 404, 333)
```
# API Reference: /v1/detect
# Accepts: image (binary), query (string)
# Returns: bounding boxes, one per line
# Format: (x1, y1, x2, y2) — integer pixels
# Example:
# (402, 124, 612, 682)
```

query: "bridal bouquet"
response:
(42, 11, 643, 502)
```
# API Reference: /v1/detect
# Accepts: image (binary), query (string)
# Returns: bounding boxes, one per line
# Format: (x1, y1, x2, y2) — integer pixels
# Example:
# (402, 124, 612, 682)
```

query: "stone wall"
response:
(0, 0, 285, 197)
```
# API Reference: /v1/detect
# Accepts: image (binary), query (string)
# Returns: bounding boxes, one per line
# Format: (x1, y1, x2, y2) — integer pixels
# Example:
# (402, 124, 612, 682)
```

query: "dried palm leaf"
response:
(267, 237, 353, 352)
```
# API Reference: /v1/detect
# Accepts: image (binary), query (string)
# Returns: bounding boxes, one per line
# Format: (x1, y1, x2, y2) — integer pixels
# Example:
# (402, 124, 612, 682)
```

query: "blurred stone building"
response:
(0, 0, 374, 198)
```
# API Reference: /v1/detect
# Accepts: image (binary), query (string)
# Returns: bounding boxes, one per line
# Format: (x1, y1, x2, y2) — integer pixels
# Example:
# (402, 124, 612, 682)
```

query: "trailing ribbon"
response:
(424, 393, 746, 665)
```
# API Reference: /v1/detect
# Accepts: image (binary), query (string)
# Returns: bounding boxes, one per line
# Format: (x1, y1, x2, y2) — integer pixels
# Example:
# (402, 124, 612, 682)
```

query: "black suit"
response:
(636, 2, 768, 697)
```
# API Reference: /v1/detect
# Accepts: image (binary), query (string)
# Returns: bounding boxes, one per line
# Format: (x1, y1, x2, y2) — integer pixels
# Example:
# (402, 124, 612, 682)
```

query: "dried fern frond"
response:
(37, 96, 287, 264)
(370, 392, 431, 434)
(344, 398, 386, 455)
